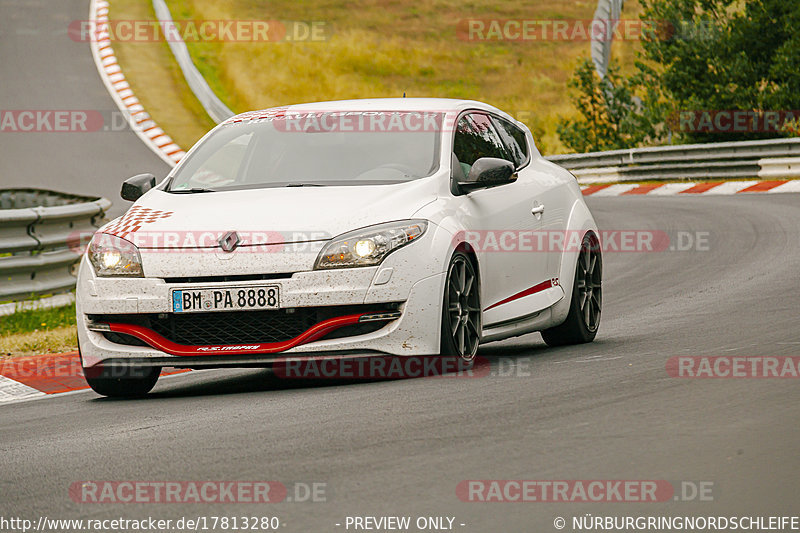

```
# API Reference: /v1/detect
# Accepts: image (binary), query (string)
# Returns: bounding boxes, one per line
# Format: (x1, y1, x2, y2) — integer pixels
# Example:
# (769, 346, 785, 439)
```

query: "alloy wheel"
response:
(446, 256, 481, 360)
(576, 238, 602, 332)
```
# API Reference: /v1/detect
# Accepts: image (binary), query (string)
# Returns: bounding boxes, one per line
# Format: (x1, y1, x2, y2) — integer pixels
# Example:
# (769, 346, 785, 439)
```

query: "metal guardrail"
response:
(545, 137, 800, 182)
(152, 0, 235, 124)
(0, 189, 111, 302)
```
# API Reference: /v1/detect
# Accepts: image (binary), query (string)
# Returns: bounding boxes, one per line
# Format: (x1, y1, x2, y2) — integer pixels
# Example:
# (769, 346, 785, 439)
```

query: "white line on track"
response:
(0, 369, 194, 406)
(0, 376, 46, 403)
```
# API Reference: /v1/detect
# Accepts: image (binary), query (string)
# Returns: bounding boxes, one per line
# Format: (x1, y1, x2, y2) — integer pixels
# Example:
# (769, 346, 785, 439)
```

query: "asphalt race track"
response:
(0, 0, 170, 216)
(2, 1, 800, 531)
(3, 194, 800, 531)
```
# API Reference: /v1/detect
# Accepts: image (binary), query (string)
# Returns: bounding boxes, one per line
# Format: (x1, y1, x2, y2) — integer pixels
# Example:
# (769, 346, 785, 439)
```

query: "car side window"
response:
(453, 113, 509, 177)
(492, 117, 529, 168)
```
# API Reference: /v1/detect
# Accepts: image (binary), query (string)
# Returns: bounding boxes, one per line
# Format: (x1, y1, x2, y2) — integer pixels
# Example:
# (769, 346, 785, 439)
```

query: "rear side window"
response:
(492, 116, 529, 168)
(453, 113, 510, 177)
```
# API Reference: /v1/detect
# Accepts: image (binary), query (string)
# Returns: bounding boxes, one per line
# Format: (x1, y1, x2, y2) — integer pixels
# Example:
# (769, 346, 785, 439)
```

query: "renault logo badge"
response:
(219, 231, 240, 253)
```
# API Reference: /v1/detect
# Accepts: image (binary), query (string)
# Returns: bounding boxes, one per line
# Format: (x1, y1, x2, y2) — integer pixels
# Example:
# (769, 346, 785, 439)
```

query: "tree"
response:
(638, 0, 800, 142)
(557, 59, 664, 153)
(559, 0, 800, 150)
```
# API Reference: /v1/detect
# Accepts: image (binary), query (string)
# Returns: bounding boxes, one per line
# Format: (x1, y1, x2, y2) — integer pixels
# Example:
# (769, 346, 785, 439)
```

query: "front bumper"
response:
(76, 256, 447, 368)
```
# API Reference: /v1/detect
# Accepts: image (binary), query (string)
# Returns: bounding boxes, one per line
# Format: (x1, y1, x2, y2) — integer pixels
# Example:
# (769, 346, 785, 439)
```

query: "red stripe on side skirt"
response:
(484, 279, 556, 312)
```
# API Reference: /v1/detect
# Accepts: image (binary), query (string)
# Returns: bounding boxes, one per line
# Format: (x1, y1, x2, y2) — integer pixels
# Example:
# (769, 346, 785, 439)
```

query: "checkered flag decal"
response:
(103, 205, 174, 238)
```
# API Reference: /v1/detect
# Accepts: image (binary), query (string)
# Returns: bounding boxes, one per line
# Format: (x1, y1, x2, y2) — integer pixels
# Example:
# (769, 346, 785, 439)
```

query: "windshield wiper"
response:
(169, 187, 217, 194)
(285, 183, 324, 187)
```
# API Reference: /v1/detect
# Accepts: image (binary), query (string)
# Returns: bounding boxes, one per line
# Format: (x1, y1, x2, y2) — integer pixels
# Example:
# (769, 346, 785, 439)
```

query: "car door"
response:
(491, 115, 567, 286)
(452, 112, 553, 327)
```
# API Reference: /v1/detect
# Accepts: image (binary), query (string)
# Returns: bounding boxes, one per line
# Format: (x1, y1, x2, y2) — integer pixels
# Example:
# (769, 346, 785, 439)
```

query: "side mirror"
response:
(458, 157, 516, 192)
(121, 173, 157, 202)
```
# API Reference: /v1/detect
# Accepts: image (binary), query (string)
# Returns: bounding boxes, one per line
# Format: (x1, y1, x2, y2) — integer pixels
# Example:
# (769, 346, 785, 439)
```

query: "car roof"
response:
(225, 98, 517, 123)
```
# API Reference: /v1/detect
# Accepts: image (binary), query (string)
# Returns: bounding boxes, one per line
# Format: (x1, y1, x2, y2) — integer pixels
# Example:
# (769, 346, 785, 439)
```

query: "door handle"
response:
(531, 204, 545, 215)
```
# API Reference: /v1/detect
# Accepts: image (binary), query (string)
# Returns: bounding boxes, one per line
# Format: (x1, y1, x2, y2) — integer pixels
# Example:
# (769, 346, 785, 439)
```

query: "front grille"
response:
(152, 309, 315, 345)
(162, 273, 293, 284)
(90, 304, 397, 347)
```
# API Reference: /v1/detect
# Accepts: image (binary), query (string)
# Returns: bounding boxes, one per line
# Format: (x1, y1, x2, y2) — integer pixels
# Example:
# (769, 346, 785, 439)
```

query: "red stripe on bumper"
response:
(107, 313, 366, 356)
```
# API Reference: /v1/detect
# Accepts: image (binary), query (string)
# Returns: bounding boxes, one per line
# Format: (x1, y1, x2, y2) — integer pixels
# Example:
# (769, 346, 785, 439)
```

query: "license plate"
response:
(172, 286, 279, 313)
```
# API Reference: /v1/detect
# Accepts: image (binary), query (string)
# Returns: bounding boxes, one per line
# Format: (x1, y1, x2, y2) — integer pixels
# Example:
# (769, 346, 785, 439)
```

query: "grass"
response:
(170, 0, 646, 154)
(109, 0, 218, 151)
(0, 304, 78, 358)
(111, 0, 645, 154)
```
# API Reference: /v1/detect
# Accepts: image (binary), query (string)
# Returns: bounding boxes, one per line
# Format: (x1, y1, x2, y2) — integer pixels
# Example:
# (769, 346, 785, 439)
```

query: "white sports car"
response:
(77, 98, 601, 397)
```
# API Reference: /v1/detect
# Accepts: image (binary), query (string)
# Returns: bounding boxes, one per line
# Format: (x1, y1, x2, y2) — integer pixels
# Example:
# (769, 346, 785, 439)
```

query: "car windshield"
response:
(167, 111, 443, 192)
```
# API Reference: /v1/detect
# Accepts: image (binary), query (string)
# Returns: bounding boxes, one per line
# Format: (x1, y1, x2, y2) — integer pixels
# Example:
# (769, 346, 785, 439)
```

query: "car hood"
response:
(100, 179, 439, 248)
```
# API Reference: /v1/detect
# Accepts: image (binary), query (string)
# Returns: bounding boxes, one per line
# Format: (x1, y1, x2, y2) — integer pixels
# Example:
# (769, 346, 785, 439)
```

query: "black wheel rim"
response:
(576, 237, 602, 332)
(447, 256, 481, 360)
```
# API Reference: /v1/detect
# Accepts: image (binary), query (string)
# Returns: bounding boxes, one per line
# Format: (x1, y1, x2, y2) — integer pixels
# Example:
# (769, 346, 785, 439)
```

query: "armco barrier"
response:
(0, 189, 111, 302)
(546, 137, 800, 183)
(151, 0, 235, 124)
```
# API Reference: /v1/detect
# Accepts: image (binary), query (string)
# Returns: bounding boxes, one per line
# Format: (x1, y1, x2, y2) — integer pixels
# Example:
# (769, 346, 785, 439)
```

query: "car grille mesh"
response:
(93, 304, 395, 347)
(150, 309, 317, 345)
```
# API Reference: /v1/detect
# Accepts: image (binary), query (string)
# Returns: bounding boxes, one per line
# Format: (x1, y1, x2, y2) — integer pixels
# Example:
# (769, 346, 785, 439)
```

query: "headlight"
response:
(88, 233, 144, 277)
(314, 220, 428, 269)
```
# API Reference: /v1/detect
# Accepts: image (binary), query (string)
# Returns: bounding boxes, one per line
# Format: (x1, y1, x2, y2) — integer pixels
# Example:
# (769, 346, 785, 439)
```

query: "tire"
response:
(440, 251, 481, 365)
(541, 232, 602, 347)
(82, 363, 160, 397)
